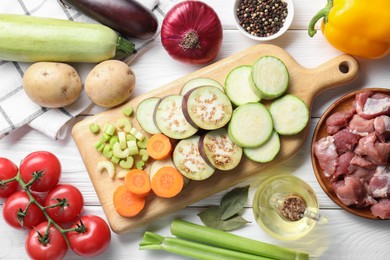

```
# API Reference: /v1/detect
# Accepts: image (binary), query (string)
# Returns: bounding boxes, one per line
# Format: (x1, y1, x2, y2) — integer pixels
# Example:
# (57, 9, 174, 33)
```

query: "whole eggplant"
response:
(62, 0, 158, 40)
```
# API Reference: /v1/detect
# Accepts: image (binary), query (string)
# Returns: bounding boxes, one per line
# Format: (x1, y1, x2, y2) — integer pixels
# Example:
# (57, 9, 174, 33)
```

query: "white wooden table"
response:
(1, 1, 389, 259)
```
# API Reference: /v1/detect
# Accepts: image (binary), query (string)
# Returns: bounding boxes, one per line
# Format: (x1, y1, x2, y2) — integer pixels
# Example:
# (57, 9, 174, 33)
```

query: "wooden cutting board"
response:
(72, 44, 359, 234)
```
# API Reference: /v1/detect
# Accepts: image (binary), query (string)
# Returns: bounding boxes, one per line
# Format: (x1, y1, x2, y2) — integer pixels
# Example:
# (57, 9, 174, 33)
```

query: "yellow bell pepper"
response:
(308, 0, 390, 59)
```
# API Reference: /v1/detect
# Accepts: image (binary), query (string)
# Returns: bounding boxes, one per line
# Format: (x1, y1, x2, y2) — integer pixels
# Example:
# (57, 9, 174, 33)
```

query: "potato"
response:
(84, 60, 136, 108)
(23, 62, 82, 108)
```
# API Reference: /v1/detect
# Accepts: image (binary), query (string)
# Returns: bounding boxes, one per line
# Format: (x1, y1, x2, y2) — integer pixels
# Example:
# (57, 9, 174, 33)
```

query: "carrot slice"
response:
(147, 133, 172, 160)
(151, 166, 184, 198)
(113, 184, 145, 217)
(124, 169, 151, 197)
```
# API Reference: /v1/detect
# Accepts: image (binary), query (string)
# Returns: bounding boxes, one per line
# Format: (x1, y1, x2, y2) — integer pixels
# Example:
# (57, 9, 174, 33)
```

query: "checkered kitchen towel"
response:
(0, 0, 178, 140)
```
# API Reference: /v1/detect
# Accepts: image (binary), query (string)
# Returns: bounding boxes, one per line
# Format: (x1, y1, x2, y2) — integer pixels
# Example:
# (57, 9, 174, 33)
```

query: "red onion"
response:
(161, 1, 223, 64)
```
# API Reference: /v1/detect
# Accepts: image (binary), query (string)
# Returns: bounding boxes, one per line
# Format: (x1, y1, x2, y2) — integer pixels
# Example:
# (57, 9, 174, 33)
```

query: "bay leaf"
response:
(198, 206, 250, 231)
(219, 185, 249, 220)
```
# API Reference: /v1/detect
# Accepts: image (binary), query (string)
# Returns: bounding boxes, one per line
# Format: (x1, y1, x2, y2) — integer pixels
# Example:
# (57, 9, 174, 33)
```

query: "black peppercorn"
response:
(236, 0, 288, 38)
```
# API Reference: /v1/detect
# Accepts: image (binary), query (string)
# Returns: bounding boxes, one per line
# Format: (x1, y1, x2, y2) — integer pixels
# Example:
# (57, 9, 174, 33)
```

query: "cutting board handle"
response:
(299, 54, 359, 102)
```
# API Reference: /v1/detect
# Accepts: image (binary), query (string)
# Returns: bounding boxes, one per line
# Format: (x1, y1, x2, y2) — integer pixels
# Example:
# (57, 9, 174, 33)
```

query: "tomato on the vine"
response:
(67, 215, 111, 257)
(2, 191, 45, 229)
(44, 184, 84, 224)
(0, 157, 19, 198)
(25, 221, 68, 260)
(19, 151, 61, 192)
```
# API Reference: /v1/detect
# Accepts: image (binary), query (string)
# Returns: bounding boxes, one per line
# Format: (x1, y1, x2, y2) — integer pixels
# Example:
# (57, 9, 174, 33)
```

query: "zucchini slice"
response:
(199, 128, 242, 171)
(136, 97, 161, 135)
(225, 65, 261, 106)
(181, 77, 224, 95)
(251, 56, 289, 100)
(244, 131, 280, 163)
(269, 94, 309, 135)
(173, 135, 215, 181)
(183, 86, 233, 130)
(155, 95, 198, 140)
(228, 103, 273, 148)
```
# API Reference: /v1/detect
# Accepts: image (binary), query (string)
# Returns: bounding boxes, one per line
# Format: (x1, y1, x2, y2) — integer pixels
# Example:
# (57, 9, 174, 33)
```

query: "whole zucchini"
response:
(62, 0, 158, 40)
(0, 14, 135, 63)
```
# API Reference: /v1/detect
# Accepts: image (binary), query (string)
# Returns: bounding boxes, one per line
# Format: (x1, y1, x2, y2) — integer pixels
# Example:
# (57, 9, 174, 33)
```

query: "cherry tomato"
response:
(25, 221, 68, 260)
(2, 191, 45, 229)
(67, 215, 111, 257)
(20, 151, 61, 192)
(0, 157, 19, 198)
(44, 184, 84, 224)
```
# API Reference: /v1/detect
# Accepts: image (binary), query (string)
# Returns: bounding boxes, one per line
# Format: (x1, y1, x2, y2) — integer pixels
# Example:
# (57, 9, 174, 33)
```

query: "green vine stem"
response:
(3, 171, 83, 247)
(308, 0, 333, 37)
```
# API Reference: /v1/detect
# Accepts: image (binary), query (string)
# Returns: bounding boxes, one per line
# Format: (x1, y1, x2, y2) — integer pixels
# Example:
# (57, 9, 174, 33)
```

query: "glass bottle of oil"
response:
(252, 174, 326, 240)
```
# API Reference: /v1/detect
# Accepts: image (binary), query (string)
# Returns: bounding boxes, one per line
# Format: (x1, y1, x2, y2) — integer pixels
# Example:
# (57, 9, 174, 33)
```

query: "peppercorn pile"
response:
(236, 0, 288, 38)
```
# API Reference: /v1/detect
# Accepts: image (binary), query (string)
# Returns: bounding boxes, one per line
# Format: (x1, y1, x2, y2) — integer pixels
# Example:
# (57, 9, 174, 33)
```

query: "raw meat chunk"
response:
(374, 115, 390, 142)
(314, 136, 338, 177)
(350, 155, 377, 170)
(355, 133, 390, 166)
(370, 199, 390, 219)
(332, 129, 360, 154)
(326, 107, 355, 134)
(348, 114, 374, 136)
(333, 151, 355, 180)
(333, 175, 366, 206)
(355, 91, 390, 120)
(369, 166, 390, 198)
(348, 166, 376, 183)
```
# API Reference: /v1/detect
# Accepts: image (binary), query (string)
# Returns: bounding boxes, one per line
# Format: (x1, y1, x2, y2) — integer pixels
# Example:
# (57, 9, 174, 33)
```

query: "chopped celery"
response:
(104, 123, 116, 136)
(127, 140, 139, 155)
(119, 156, 134, 169)
(135, 131, 145, 141)
(97, 161, 115, 178)
(100, 133, 111, 142)
(94, 117, 151, 174)
(122, 106, 133, 117)
(117, 131, 127, 150)
(130, 127, 145, 141)
(170, 220, 309, 260)
(103, 145, 113, 158)
(116, 169, 129, 179)
(116, 118, 133, 133)
(112, 142, 130, 158)
(139, 149, 149, 162)
(111, 156, 120, 164)
(126, 134, 136, 141)
(137, 136, 148, 149)
(136, 161, 145, 170)
(89, 123, 100, 134)
(109, 136, 119, 148)
(139, 232, 269, 260)
(95, 140, 105, 152)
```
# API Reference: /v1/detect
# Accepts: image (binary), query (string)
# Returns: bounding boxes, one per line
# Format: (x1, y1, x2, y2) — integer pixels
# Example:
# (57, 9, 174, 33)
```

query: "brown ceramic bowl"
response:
(311, 88, 390, 219)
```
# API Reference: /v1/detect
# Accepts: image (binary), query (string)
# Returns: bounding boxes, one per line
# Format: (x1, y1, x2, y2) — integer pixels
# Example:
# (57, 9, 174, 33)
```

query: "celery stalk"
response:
(170, 220, 309, 260)
(139, 232, 271, 260)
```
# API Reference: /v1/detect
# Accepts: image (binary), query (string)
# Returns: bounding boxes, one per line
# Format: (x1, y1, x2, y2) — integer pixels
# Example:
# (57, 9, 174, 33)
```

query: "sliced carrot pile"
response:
(151, 166, 184, 198)
(113, 184, 146, 217)
(124, 169, 151, 197)
(147, 133, 172, 160)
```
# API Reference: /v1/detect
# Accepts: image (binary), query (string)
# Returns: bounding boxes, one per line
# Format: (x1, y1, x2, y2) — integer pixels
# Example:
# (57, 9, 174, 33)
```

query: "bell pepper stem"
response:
(308, 0, 333, 37)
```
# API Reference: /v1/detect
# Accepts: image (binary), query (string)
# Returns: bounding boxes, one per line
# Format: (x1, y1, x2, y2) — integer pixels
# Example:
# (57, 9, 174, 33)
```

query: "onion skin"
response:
(161, 1, 223, 64)
(62, 0, 158, 40)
